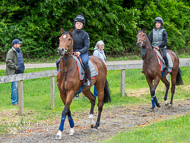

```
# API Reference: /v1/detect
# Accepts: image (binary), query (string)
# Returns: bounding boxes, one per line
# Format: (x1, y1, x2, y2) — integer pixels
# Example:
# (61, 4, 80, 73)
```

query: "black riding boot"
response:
(57, 64, 60, 72)
(84, 68, 91, 87)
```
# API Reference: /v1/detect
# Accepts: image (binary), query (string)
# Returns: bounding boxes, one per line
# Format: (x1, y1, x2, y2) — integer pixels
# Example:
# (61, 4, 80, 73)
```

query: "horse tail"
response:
(176, 68, 183, 85)
(103, 79, 111, 103)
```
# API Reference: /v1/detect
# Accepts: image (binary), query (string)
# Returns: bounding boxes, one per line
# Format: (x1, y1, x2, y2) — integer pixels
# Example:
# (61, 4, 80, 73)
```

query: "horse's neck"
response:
(60, 55, 74, 71)
(143, 38, 156, 61)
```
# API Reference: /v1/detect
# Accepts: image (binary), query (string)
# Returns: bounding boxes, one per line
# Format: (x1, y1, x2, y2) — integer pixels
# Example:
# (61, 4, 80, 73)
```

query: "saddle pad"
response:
(73, 56, 98, 80)
(155, 50, 173, 72)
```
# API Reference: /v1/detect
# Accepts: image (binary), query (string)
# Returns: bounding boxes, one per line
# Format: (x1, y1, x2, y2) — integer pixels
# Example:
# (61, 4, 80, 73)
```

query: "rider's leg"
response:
(161, 48, 168, 69)
(80, 53, 91, 86)
(56, 58, 61, 72)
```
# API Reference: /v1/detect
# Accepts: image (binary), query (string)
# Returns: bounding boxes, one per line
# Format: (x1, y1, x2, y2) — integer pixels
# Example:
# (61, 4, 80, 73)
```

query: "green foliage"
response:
(0, 0, 190, 61)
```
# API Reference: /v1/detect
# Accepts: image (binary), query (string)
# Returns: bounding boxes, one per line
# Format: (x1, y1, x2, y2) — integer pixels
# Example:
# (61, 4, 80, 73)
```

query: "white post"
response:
(18, 80, 24, 116)
(50, 76, 55, 110)
(120, 69, 125, 97)
(80, 93, 84, 100)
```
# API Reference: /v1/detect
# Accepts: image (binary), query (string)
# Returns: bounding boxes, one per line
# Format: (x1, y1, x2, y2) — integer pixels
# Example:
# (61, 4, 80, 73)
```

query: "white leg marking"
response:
(69, 128, 74, 136)
(89, 114, 95, 126)
(55, 130, 62, 140)
(165, 100, 169, 106)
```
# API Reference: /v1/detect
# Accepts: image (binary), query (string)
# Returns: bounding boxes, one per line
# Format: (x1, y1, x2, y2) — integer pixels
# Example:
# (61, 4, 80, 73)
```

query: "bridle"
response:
(59, 31, 76, 93)
(59, 31, 73, 57)
(137, 31, 155, 79)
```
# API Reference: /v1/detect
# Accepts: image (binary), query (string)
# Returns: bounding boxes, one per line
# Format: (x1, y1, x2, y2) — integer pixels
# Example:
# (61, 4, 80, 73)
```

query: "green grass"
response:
(105, 114, 190, 143)
(0, 67, 190, 134)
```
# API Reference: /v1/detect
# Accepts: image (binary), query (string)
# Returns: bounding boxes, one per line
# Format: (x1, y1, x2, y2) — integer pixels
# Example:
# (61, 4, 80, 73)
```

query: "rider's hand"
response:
(74, 52, 81, 57)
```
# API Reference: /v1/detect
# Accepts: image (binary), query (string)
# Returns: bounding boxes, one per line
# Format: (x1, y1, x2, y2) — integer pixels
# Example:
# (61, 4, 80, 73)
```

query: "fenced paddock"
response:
(0, 58, 190, 116)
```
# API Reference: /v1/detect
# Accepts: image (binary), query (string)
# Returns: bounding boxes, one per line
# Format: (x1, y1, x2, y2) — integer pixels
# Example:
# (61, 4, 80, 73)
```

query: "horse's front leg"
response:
(146, 77, 155, 109)
(151, 76, 161, 108)
(55, 91, 75, 140)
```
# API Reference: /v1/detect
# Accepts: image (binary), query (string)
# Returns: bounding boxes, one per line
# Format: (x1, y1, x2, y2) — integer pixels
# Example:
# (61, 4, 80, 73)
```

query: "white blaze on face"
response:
(63, 35, 66, 39)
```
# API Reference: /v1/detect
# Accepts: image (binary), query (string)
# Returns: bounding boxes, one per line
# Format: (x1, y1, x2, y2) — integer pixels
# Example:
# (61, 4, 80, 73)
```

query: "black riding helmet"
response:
(154, 17, 163, 25)
(74, 13, 85, 28)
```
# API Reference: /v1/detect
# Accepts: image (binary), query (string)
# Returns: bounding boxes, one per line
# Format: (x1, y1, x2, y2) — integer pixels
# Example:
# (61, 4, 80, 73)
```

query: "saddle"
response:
(153, 47, 173, 75)
(73, 55, 98, 80)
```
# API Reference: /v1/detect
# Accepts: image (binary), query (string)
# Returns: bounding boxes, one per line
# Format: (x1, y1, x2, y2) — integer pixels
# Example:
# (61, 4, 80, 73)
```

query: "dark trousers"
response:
(160, 48, 168, 67)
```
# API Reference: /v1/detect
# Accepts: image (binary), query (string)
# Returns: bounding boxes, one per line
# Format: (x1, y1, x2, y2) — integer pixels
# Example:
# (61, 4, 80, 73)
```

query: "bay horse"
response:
(136, 27, 183, 109)
(55, 28, 111, 139)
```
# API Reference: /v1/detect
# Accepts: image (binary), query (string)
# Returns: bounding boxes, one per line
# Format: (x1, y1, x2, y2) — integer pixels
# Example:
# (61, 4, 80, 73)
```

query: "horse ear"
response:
(60, 27, 64, 34)
(136, 28, 139, 33)
(142, 26, 146, 32)
(70, 28, 74, 34)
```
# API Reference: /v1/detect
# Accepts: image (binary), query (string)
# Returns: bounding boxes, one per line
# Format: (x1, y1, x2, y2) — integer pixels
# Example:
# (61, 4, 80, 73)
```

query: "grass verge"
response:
(105, 114, 190, 143)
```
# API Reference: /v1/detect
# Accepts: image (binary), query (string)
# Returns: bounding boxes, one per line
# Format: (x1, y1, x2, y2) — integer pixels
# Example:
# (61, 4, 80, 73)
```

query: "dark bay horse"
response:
(55, 28, 111, 139)
(136, 27, 183, 109)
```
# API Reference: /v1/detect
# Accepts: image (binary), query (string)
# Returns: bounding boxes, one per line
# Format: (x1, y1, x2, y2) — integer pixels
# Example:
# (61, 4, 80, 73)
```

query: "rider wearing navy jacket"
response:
(56, 13, 91, 86)
(148, 17, 168, 70)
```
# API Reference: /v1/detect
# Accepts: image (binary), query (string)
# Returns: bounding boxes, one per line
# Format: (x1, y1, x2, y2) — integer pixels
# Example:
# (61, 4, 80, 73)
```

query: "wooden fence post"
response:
(120, 69, 125, 97)
(18, 80, 24, 116)
(50, 76, 55, 109)
(80, 93, 84, 100)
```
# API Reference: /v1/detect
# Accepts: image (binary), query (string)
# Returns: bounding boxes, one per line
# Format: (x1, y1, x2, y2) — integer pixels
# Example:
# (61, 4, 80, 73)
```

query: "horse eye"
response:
(68, 38, 71, 41)
(143, 35, 145, 36)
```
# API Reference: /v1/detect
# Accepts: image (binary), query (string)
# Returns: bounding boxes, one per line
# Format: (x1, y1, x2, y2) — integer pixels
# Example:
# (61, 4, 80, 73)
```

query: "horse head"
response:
(136, 26, 147, 48)
(57, 28, 74, 56)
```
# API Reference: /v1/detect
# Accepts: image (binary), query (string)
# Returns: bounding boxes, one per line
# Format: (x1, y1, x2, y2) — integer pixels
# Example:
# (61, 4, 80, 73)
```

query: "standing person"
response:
(148, 17, 168, 71)
(56, 13, 91, 87)
(93, 40, 106, 97)
(5, 39, 25, 105)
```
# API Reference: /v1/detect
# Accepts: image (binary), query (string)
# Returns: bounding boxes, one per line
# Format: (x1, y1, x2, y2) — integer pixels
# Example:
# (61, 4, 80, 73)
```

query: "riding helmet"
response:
(154, 17, 163, 25)
(74, 13, 85, 27)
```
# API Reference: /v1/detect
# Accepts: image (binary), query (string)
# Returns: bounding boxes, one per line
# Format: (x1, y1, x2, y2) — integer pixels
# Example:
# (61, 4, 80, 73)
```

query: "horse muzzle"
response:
(136, 42, 143, 48)
(57, 48, 67, 56)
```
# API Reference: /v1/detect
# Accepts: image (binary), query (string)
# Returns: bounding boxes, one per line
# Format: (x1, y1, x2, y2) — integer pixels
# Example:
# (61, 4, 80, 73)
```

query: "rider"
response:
(56, 13, 91, 87)
(148, 17, 168, 71)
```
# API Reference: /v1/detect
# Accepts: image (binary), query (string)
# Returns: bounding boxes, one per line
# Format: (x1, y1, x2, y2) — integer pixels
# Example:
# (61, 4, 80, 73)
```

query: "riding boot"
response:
(164, 59, 168, 72)
(57, 64, 60, 73)
(84, 68, 91, 87)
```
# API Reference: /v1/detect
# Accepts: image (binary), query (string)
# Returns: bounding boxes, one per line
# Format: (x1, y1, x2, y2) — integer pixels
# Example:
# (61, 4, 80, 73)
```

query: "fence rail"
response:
(0, 59, 190, 115)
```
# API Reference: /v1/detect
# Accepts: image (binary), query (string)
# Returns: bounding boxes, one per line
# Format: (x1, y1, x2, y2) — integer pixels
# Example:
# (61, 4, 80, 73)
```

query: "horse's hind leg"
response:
(92, 87, 104, 131)
(161, 75, 170, 106)
(170, 71, 177, 105)
(82, 90, 96, 128)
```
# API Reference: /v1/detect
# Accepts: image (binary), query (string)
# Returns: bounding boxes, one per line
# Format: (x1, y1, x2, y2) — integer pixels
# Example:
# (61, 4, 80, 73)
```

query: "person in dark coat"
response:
(148, 17, 168, 71)
(5, 39, 25, 105)
(56, 13, 91, 87)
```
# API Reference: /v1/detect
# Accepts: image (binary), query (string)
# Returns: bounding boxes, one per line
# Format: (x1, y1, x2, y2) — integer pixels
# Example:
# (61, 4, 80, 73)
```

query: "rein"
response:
(140, 33, 155, 79)
(59, 31, 75, 93)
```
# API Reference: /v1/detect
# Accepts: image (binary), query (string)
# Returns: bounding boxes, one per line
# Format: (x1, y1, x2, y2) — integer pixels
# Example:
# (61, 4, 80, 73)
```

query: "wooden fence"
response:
(0, 59, 190, 115)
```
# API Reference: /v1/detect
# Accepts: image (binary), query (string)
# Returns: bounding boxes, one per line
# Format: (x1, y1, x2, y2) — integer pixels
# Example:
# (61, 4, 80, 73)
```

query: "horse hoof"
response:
(92, 128, 98, 132)
(69, 128, 74, 136)
(165, 101, 169, 106)
(55, 130, 62, 140)
(55, 135, 62, 140)
(91, 124, 95, 128)
(169, 104, 172, 107)
(156, 103, 161, 108)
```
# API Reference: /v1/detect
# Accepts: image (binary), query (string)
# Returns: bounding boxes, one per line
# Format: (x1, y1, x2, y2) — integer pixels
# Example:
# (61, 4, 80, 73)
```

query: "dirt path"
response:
(1, 100, 190, 143)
